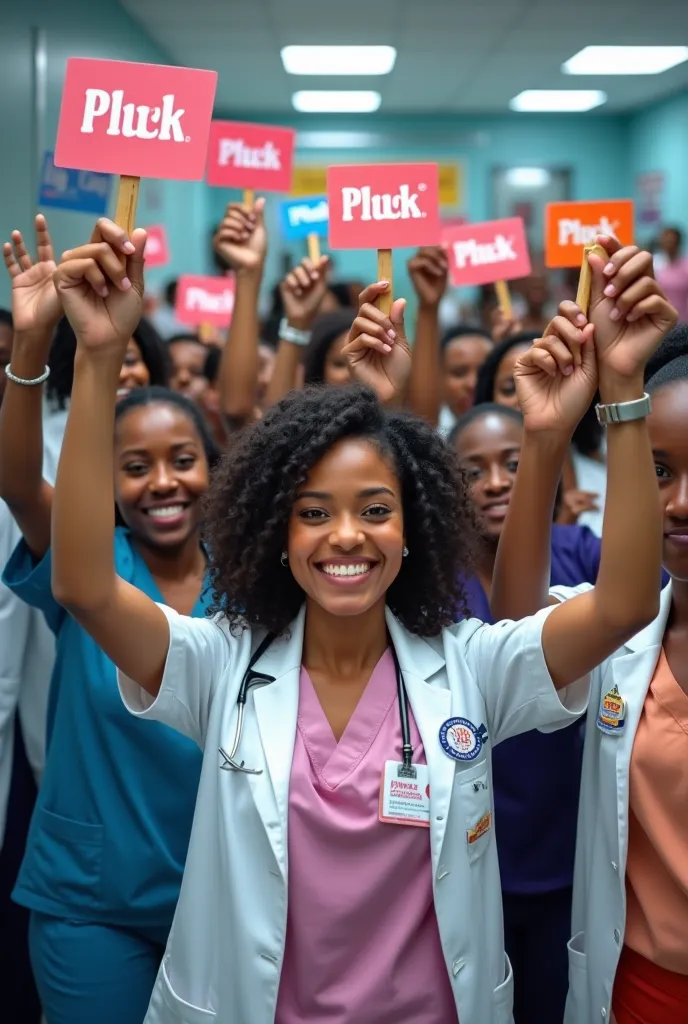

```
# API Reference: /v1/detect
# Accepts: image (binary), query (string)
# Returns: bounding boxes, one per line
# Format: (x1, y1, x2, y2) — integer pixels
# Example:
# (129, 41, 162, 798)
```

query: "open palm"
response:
(3, 215, 61, 333)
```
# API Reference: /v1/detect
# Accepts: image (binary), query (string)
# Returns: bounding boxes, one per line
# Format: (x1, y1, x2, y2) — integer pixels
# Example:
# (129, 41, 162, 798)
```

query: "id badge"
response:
(596, 685, 627, 735)
(379, 760, 430, 828)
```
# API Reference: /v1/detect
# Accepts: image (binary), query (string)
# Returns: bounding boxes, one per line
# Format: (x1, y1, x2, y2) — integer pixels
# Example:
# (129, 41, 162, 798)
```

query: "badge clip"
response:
(596, 685, 627, 735)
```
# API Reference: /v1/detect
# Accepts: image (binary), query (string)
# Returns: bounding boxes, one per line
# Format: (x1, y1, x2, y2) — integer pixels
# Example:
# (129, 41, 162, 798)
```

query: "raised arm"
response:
(534, 241, 676, 688)
(0, 216, 62, 557)
(406, 246, 448, 424)
(265, 253, 330, 407)
(490, 306, 597, 620)
(343, 281, 411, 405)
(50, 219, 169, 696)
(213, 200, 267, 428)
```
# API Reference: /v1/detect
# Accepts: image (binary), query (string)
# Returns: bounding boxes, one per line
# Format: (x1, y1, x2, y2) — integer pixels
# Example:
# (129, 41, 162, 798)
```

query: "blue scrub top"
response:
(462, 524, 601, 894)
(2, 528, 209, 928)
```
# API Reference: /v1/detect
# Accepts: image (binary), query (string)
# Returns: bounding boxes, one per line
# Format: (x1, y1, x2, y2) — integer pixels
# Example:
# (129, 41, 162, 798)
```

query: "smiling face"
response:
(114, 402, 210, 550)
(649, 382, 688, 582)
(287, 437, 405, 618)
(442, 334, 493, 417)
(117, 338, 150, 401)
(492, 343, 530, 409)
(454, 412, 522, 542)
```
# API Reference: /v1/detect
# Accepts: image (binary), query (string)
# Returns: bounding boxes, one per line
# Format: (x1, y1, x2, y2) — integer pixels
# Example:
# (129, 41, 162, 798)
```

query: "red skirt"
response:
(612, 946, 688, 1024)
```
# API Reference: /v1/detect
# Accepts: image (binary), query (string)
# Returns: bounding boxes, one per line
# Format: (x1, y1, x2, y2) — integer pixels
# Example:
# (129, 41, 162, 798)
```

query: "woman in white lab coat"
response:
(491, 252, 687, 1023)
(47, 219, 668, 1024)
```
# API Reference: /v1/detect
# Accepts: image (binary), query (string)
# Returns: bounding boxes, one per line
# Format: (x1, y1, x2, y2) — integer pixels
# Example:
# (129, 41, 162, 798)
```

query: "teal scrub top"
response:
(2, 528, 209, 928)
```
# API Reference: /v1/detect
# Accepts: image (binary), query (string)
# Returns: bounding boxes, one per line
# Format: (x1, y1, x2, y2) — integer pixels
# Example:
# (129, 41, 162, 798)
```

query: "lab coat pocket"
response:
(160, 958, 216, 1023)
(493, 953, 514, 1024)
(456, 761, 492, 863)
(29, 808, 104, 907)
(564, 931, 587, 1024)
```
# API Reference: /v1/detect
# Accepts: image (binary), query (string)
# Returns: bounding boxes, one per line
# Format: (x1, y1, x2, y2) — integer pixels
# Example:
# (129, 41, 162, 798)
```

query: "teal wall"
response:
(0, 2, 207, 308)
(629, 92, 688, 242)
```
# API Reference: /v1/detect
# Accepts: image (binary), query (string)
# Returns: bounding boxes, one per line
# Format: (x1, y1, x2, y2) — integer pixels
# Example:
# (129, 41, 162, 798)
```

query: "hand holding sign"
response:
(407, 247, 449, 309)
(213, 198, 267, 275)
(281, 255, 331, 330)
(53, 219, 145, 356)
(3, 215, 61, 335)
(585, 238, 677, 384)
(343, 282, 410, 405)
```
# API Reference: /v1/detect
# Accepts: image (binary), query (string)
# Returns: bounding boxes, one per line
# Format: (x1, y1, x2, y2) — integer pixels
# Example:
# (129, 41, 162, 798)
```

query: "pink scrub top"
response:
(275, 649, 458, 1023)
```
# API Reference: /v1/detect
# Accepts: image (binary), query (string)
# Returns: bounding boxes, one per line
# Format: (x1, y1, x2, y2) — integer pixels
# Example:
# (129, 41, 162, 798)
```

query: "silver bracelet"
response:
(278, 317, 312, 347)
(5, 363, 51, 387)
(595, 393, 651, 425)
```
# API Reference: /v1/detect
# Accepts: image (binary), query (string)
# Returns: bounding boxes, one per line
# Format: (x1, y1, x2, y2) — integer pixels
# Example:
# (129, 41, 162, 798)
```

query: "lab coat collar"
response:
(622, 581, 672, 653)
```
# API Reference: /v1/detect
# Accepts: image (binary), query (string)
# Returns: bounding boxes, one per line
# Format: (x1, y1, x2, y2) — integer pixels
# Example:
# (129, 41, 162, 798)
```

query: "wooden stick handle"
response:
(576, 243, 607, 317)
(307, 233, 321, 265)
(115, 175, 140, 235)
(495, 280, 512, 320)
(243, 189, 255, 209)
(376, 249, 393, 317)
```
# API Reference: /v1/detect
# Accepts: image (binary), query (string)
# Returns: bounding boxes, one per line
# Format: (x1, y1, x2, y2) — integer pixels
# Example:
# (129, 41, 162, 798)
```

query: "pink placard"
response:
(55, 58, 217, 180)
(143, 225, 169, 268)
(206, 121, 295, 192)
(327, 163, 441, 250)
(175, 275, 235, 328)
(443, 217, 531, 287)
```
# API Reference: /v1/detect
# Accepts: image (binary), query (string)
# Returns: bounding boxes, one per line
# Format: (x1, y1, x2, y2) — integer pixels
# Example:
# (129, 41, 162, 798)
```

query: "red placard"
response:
(545, 200, 634, 268)
(327, 163, 440, 250)
(54, 58, 217, 180)
(143, 225, 170, 268)
(443, 218, 531, 287)
(175, 275, 235, 328)
(206, 121, 295, 192)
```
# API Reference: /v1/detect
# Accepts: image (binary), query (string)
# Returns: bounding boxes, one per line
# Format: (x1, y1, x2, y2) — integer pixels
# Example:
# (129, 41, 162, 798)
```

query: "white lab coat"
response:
(119, 600, 588, 1024)
(560, 582, 671, 1024)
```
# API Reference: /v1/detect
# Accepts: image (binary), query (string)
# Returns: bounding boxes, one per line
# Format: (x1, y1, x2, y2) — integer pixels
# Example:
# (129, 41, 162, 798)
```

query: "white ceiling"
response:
(120, 0, 688, 115)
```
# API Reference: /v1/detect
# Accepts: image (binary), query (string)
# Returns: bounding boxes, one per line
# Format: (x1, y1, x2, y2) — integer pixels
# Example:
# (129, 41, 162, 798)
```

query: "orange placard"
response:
(545, 200, 634, 268)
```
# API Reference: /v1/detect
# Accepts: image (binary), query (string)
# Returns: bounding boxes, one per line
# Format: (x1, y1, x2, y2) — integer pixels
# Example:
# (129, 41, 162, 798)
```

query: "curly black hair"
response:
(203, 384, 478, 636)
(47, 316, 169, 409)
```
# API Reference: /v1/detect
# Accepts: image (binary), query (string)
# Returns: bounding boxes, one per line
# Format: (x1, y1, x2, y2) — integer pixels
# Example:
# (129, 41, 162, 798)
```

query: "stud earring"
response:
(280, 552, 288, 567)
(403, 546, 409, 558)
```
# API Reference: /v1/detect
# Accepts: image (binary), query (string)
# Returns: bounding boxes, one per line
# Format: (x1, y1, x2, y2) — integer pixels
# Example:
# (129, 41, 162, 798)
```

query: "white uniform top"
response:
(119, 601, 589, 1024)
(559, 582, 672, 1024)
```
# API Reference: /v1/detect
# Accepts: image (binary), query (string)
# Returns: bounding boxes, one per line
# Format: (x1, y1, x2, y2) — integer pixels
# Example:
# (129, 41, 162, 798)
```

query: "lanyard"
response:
(390, 641, 416, 778)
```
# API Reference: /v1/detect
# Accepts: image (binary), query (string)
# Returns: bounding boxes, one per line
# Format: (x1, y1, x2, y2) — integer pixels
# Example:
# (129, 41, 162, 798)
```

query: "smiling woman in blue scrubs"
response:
(0, 220, 218, 1024)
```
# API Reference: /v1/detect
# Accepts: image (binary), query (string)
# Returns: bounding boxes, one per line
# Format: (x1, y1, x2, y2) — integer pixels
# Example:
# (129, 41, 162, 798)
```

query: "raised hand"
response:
(514, 309, 596, 435)
(343, 282, 411, 404)
(585, 236, 677, 384)
(213, 198, 267, 275)
(407, 246, 448, 308)
(53, 219, 145, 355)
(3, 214, 61, 335)
(280, 254, 331, 330)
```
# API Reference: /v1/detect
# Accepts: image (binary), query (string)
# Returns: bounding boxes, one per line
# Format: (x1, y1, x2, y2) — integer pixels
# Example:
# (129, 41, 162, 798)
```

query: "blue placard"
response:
(38, 151, 112, 215)
(280, 195, 329, 241)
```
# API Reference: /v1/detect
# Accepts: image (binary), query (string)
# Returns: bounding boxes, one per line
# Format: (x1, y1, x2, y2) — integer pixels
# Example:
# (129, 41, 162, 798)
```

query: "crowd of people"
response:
(0, 198, 686, 1024)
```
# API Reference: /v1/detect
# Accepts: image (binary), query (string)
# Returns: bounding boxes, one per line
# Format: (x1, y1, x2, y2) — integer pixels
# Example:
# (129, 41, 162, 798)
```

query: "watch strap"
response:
(278, 318, 311, 347)
(595, 392, 652, 425)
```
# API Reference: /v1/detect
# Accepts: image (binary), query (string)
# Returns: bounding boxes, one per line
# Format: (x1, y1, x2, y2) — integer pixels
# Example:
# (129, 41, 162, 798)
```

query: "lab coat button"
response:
(614, 928, 620, 944)
(452, 958, 465, 977)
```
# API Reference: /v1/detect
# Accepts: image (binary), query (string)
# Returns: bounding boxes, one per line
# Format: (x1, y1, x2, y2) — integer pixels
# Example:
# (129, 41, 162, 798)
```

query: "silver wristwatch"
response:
(595, 392, 652, 425)
(278, 317, 312, 347)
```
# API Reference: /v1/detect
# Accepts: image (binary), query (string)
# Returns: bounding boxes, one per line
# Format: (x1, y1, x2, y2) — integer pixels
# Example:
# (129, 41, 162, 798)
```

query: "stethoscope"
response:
(219, 633, 415, 777)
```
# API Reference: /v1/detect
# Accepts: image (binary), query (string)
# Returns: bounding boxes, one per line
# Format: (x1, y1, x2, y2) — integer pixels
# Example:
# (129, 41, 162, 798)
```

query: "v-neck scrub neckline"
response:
(275, 648, 458, 1023)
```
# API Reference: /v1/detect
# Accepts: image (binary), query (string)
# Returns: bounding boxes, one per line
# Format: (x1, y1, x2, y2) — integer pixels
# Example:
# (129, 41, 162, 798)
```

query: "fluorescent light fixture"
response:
(510, 90, 607, 112)
(282, 45, 396, 76)
(505, 167, 551, 188)
(292, 90, 381, 113)
(563, 45, 688, 76)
